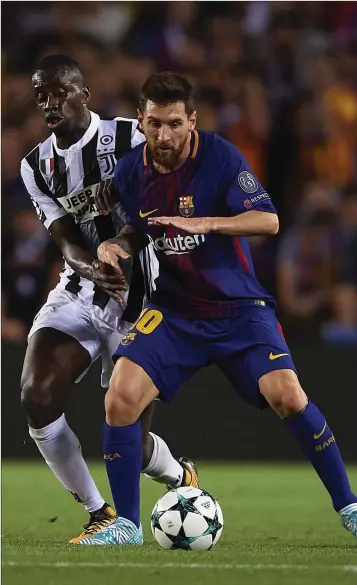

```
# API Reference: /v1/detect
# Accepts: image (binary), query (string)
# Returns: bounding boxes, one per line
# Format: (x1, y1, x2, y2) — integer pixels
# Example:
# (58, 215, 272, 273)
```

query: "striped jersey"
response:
(21, 111, 158, 321)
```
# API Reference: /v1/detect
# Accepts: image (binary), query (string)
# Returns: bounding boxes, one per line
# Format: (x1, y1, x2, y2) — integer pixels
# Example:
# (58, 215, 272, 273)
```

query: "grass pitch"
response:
(2, 461, 357, 585)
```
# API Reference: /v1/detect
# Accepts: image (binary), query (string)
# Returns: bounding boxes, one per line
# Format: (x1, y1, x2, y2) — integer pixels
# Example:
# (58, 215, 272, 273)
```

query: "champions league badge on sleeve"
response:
(238, 171, 258, 194)
(179, 195, 195, 217)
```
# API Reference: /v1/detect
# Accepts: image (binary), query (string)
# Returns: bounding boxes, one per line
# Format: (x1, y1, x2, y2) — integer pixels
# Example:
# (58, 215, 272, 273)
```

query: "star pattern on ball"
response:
(151, 487, 224, 551)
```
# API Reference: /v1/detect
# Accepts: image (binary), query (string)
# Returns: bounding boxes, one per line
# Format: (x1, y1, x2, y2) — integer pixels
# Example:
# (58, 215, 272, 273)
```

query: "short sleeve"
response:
(20, 158, 66, 230)
(114, 117, 146, 149)
(224, 151, 276, 216)
(130, 122, 146, 149)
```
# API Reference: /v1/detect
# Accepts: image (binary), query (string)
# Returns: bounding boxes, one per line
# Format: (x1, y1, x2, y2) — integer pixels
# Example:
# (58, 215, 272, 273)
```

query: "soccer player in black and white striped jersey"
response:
(20, 55, 199, 543)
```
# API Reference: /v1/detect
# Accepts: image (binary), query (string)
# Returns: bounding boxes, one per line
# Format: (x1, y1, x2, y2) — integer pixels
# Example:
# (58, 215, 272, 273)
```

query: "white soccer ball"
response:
(151, 486, 224, 551)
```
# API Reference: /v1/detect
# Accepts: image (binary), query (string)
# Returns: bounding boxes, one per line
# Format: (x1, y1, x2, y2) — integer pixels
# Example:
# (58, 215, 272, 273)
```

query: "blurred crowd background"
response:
(2, 1, 357, 346)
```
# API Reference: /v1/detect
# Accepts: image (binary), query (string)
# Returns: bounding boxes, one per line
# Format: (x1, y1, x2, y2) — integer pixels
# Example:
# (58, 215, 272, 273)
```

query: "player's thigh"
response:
(214, 308, 297, 409)
(23, 290, 102, 393)
(113, 304, 209, 402)
(91, 309, 131, 388)
(22, 327, 92, 396)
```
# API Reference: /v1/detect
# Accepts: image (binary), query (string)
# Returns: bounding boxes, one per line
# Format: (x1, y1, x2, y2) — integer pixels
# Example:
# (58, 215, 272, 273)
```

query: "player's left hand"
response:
(148, 216, 213, 234)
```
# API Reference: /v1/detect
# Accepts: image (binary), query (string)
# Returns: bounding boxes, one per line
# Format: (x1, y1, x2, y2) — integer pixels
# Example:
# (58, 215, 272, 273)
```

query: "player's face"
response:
(138, 101, 196, 170)
(32, 71, 90, 135)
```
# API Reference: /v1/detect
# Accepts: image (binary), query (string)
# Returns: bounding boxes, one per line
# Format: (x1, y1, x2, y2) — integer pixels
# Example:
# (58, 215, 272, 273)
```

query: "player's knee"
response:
(105, 359, 158, 426)
(105, 381, 142, 426)
(259, 370, 307, 418)
(277, 385, 307, 418)
(20, 374, 61, 419)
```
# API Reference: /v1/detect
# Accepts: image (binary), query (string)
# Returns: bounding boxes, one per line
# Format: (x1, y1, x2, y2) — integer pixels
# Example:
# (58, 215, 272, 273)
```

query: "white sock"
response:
(142, 432, 184, 487)
(29, 414, 105, 513)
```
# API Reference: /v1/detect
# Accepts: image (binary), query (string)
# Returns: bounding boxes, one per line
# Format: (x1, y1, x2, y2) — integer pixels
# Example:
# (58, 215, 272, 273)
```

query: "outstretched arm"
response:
(148, 210, 279, 236)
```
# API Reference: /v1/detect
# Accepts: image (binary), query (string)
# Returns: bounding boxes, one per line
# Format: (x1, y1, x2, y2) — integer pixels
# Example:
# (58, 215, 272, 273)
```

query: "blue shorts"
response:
(114, 303, 296, 409)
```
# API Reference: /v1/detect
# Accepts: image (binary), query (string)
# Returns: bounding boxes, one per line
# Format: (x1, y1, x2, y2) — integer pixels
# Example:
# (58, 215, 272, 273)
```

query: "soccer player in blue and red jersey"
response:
(79, 72, 357, 545)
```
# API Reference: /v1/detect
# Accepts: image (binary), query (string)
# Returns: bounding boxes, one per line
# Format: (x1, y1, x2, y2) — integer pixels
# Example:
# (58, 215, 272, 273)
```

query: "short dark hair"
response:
(139, 72, 195, 115)
(33, 54, 85, 87)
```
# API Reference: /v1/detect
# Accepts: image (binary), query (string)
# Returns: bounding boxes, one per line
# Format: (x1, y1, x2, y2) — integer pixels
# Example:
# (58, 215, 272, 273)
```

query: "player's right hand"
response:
(97, 241, 131, 271)
(91, 259, 128, 304)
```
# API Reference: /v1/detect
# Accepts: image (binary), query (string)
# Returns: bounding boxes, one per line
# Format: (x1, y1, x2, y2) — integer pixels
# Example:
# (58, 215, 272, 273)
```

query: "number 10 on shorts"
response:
(130, 308, 163, 335)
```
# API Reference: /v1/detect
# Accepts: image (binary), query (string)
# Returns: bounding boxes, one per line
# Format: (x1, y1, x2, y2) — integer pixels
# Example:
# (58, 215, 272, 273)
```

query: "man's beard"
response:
(150, 141, 185, 170)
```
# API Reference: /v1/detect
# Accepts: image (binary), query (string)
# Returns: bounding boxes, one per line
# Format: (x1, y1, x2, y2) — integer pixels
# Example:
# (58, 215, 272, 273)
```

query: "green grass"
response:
(2, 462, 357, 585)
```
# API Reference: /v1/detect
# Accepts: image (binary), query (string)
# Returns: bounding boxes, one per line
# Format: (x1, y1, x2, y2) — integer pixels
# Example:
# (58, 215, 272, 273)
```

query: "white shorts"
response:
(28, 287, 131, 388)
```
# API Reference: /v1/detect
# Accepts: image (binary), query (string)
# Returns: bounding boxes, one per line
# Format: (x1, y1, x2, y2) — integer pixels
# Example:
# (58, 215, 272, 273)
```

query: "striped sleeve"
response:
(130, 122, 145, 148)
(20, 157, 66, 230)
(114, 116, 145, 149)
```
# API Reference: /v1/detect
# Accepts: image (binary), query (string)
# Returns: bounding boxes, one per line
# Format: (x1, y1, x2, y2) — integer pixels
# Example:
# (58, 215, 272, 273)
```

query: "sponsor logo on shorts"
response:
(121, 332, 137, 346)
(148, 233, 205, 255)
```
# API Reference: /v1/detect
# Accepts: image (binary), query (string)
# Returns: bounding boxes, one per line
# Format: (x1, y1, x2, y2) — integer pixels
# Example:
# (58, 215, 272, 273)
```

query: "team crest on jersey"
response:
(121, 332, 137, 346)
(179, 195, 194, 217)
(98, 152, 116, 176)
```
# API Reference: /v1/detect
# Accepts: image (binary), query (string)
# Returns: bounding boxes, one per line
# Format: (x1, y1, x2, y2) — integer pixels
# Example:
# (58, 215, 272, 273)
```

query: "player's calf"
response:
(260, 368, 357, 525)
(21, 328, 91, 427)
(103, 357, 160, 528)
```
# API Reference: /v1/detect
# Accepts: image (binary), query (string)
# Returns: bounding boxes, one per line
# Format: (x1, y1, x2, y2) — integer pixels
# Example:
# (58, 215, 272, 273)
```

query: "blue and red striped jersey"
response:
(114, 130, 277, 318)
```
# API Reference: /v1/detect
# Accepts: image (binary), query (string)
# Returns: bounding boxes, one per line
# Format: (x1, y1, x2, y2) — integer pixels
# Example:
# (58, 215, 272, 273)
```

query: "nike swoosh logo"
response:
(269, 352, 289, 360)
(139, 208, 159, 218)
(314, 421, 327, 440)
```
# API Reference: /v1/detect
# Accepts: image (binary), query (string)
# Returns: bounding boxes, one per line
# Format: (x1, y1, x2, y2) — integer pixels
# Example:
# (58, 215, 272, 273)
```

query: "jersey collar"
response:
(52, 111, 100, 156)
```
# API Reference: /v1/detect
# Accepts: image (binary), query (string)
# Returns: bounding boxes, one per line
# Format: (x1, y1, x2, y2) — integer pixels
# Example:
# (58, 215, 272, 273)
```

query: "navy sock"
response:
(285, 401, 356, 512)
(103, 420, 141, 527)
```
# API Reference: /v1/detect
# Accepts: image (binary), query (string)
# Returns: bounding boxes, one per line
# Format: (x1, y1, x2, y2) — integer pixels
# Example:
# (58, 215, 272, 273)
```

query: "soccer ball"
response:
(151, 486, 224, 551)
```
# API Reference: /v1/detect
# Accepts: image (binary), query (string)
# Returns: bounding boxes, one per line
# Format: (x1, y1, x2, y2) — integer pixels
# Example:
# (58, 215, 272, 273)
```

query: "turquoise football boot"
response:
(339, 503, 357, 538)
(76, 516, 143, 545)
